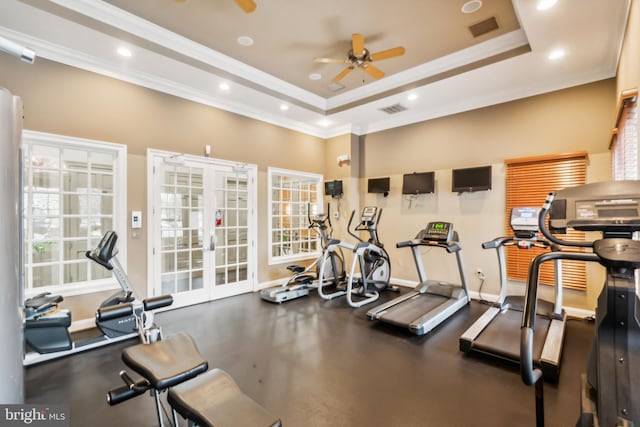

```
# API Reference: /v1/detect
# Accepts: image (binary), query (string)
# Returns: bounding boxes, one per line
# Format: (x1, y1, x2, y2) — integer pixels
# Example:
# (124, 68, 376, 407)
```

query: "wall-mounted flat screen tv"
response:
(402, 171, 435, 195)
(367, 177, 390, 195)
(324, 180, 343, 198)
(451, 165, 492, 193)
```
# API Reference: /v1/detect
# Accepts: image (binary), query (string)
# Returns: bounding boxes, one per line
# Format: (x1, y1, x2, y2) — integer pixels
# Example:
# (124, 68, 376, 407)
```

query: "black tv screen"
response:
(368, 177, 390, 194)
(324, 180, 343, 198)
(452, 165, 492, 193)
(402, 172, 435, 195)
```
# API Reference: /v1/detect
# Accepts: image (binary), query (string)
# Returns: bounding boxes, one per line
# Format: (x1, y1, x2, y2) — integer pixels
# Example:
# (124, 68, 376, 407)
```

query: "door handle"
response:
(203, 234, 216, 252)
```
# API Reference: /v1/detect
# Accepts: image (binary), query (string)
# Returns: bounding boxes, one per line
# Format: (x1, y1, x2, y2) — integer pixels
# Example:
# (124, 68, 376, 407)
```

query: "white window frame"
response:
(611, 98, 638, 180)
(22, 130, 127, 298)
(267, 167, 323, 265)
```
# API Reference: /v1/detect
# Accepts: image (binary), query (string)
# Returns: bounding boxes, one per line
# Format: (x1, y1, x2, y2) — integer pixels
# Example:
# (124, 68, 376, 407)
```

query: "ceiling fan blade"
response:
(370, 47, 406, 62)
(235, 0, 256, 13)
(313, 57, 347, 63)
(363, 64, 385, 80)
(352, 33, 365, 56)
(333, 67, 353, 82)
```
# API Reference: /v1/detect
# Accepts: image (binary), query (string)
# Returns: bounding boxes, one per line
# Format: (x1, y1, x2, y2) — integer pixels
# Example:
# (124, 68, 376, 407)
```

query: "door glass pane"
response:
(161, 274, 175, 294)
(213, 171, 249, 287)
(159, 163, 205, 296)
(192, 270, 204, 290)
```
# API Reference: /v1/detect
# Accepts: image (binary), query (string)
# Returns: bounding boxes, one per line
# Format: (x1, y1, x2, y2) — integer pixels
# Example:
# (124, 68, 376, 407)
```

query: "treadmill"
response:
(367, 221, 470, 335)
(459, 207, 566, 381)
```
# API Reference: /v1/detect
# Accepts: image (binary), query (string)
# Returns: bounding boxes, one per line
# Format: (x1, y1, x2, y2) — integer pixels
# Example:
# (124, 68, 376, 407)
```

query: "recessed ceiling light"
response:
(219, 82, 230, 91)
(280, 104, 289, 111)
(318, 119, 330, 127)
(537, 0, 557, 11)
(117, 47, 132, 57)
(407, 93, 418, 101)
(308, 73, 322, 81)
(548, 48, 565, 60)
(461, 0, 483, 14)
(237, 36, 254, 47)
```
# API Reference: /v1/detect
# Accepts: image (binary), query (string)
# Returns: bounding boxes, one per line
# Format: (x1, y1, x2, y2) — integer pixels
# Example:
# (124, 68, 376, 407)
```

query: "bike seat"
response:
(286, 265, 305, 273)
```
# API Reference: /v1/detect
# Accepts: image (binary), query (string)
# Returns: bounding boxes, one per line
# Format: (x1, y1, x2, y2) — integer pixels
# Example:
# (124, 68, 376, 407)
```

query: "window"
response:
(22, 131, 127, 297)
(504, 152, 587, 290)
(610, 89, 638, 180)
(268, 167, 322, 265)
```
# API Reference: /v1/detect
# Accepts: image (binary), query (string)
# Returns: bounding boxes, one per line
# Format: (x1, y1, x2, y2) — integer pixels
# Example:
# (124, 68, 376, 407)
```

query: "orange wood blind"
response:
(504, 153, 587, 290)
(610, 89, 638, 180)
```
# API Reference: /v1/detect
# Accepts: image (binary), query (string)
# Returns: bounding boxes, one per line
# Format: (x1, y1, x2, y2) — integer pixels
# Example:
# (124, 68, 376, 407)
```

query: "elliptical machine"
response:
(318, 206, 397, 307)
(23, 231, 166, 366)
(520, 181, 640, 427)
(261, 203, 345, 303)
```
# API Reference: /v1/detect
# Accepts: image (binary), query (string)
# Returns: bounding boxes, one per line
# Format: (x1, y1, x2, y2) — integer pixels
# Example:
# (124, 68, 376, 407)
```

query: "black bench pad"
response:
(122, 332, 208, 390)
(167, 368, 281, 427)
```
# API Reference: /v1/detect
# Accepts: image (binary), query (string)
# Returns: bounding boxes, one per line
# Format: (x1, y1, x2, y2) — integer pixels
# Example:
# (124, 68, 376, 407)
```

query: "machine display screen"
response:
(422, 221, 453, 243)
(510, 207, 540, 230)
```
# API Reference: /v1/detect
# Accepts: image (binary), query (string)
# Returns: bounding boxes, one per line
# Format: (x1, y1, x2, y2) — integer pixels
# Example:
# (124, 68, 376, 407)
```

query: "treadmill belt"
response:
(378, 294, 449, 326)
(473, 309, 550, 363)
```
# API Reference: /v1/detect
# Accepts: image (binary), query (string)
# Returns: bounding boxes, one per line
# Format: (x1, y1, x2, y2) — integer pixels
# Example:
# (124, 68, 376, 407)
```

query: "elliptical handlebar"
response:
(519, 202, 596, 387)
(346, 210, 360, 242)
(538, 192, 592, 248)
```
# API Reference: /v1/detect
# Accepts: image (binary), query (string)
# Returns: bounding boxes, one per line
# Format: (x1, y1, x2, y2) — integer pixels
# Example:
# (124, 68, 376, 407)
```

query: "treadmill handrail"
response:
(396, 238, 460, 253)
(520, 250, 599, 386)
(482, 236, 557, 251)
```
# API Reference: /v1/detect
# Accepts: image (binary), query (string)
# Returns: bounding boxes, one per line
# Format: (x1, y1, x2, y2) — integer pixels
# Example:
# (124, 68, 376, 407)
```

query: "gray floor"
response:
(25, 290, 594, 426)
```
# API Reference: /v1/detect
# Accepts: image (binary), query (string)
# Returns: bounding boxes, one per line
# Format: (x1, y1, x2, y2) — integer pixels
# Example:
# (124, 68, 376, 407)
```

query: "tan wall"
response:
(352, 80, 615, 311)
(1, 51, 620, 316)
(617, 0, 640, 96)
(0, 56, 325, 316)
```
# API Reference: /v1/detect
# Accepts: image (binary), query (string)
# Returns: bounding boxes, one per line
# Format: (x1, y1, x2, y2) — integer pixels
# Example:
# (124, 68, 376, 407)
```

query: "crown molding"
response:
(47, 0, 327, 109)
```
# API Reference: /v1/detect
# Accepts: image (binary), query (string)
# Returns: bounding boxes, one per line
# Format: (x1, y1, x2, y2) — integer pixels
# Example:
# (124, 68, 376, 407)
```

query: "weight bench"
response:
(168, 369, 281, 427)
(110, 331, 280, 426)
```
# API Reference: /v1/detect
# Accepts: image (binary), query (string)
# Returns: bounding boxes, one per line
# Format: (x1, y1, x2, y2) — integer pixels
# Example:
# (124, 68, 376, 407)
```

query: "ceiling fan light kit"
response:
(313, 33, 406, 83)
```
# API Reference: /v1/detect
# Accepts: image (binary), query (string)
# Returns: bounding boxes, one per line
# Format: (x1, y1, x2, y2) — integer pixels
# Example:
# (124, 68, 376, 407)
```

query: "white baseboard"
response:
(256, 276, 595, 318)
(467, 290, 594, 319)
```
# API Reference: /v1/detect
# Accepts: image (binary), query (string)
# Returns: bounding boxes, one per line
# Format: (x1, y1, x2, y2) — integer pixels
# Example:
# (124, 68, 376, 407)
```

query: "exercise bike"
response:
(519, 181, 640, 427)
(261, 203, 346, 303)
(318, 206, 397, 307)
(23, 231, 160, 366)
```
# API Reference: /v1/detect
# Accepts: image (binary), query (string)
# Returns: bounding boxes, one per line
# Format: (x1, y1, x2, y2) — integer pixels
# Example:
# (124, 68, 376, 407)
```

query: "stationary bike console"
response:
(86, 230, 118, 270)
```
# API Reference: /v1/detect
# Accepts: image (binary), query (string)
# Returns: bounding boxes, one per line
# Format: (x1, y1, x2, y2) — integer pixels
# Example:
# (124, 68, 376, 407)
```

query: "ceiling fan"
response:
(314, 34, 406, 82)
(174, 0, 256, 13)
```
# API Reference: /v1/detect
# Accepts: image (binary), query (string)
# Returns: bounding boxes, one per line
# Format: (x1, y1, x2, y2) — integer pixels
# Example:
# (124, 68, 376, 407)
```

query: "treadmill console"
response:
(422, 222, 454, 243)
(510, 207, 540, 239)
(548, 181, 640, 233)
(361, 206, 378, 226)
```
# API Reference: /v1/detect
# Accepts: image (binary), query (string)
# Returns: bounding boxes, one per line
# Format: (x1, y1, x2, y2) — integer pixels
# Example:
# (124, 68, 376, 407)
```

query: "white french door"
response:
(147, 150, 257, 308)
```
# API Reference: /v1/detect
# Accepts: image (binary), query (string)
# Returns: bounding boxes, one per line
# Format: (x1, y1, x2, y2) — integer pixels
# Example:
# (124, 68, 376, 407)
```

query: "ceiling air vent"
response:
(468, 16, 499, 38)
(380, 103, 407, 114)
(328, 82, 345, 92)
